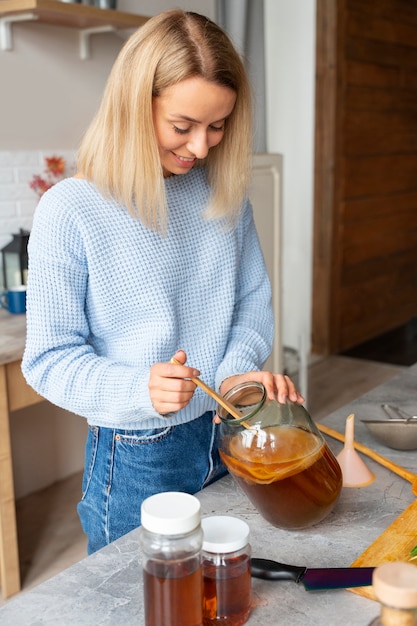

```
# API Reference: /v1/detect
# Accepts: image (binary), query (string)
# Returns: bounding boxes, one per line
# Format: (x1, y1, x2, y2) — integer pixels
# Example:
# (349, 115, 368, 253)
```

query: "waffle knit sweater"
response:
(22, 168, 273, 429)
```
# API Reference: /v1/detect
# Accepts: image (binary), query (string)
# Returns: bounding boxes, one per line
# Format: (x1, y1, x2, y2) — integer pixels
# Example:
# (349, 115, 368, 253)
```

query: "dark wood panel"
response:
(346, 37, 417, 70)
(339, 304, 417, 349)
(344, 111, 417, 156)
(347, 60, 417, 90)
(342, 219, 417, 265)
(313, 0, 417, 355)
(339, 277, 417, 350)
(345, 86, 417, 115)
(342, 154, 417, 198)
(349, 0, 417, 26)
(340, 282, 417, 326)
(340, 263, 417, 327)
(341, 248, 417, 286)
(347, 10, 417, 48)
(342, 193, 417, 222)
(311, 0, 339, 355)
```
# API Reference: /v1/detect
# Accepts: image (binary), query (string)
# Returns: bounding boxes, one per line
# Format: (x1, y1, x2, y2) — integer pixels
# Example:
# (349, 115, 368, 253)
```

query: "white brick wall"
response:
(0, 150, 76, 289)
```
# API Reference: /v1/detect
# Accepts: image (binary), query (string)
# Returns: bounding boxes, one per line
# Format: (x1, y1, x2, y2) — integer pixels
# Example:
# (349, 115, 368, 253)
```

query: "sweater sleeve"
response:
(21, 192, 155, 424)
(214, 200, 274, 390)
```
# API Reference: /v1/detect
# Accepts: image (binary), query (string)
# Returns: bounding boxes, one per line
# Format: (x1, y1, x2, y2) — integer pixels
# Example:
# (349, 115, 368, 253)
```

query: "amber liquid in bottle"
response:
(220, 425, 342, 529)
(143, 560, 203, 626)
(203, 554, 251, 626)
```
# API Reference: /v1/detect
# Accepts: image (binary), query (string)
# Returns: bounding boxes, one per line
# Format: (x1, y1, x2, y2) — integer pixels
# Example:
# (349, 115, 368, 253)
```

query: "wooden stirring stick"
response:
(317, 421, 417, 496)
(170, 357, 247, 423)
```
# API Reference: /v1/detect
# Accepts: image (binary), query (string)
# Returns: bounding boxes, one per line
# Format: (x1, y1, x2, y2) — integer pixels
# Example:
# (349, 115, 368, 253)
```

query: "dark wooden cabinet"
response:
(312, 0, 417, 354)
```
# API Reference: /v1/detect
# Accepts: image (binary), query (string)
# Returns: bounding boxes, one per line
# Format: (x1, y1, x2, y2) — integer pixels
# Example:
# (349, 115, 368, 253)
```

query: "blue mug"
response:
(0, 286, 27, 314)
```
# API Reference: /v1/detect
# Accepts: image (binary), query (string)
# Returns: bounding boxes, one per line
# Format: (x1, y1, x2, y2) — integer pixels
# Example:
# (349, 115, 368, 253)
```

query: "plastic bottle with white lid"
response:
(201, 515, 251, 626)
(139, 492, 204, 626)
(368, 561, 417, 626)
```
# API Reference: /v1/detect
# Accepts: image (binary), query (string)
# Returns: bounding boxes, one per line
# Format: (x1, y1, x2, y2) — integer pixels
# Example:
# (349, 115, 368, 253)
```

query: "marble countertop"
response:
(0, 309, 26, 365)
(1, 363, 417, 625)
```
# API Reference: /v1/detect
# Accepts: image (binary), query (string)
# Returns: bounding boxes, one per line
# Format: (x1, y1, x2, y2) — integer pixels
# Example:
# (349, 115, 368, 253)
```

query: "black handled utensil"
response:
(251, 558, 374, 591)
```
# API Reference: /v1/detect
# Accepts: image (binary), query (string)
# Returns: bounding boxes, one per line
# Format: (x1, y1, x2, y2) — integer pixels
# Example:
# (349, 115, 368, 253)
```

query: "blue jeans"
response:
(77, 411, 227, 554)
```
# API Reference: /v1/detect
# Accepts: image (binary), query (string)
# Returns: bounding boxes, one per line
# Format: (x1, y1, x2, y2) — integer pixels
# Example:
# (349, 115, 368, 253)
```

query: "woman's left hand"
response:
(214, 371, 304, 423)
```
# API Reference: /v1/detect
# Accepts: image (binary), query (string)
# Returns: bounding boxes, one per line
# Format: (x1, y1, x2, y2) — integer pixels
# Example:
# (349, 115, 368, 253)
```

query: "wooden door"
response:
(312, 0, 417, 355)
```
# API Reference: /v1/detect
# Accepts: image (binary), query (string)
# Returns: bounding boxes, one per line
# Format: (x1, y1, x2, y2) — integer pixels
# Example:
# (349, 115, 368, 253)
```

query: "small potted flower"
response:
(29, 156, 67, 199)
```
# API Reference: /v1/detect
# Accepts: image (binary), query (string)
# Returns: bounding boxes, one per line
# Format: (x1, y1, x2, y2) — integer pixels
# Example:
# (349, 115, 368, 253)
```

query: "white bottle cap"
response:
(202, 516, 250, 553)
(141, 492, 201, 535)
(372, 561, 417, 609)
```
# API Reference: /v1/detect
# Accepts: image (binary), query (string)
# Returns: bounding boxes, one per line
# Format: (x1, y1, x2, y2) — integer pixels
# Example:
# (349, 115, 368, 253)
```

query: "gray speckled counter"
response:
(2, 364, 417, 625)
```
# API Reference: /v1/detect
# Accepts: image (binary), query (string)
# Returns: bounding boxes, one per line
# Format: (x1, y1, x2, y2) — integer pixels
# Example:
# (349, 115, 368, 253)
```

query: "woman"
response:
(22, 9, 303, 553)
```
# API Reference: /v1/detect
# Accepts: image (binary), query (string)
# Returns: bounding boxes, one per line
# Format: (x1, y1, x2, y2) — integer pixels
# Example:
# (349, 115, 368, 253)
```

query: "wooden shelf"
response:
(0, 0, 148, 58)
(0, 0, 148, 30)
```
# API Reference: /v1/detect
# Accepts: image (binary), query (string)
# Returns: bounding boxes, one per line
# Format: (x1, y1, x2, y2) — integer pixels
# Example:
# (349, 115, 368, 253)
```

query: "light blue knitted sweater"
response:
(22, 168, 273, 429)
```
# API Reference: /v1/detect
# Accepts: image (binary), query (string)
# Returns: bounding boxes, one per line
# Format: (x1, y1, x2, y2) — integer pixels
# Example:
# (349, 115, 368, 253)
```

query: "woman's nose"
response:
(187, 132, 209, 159)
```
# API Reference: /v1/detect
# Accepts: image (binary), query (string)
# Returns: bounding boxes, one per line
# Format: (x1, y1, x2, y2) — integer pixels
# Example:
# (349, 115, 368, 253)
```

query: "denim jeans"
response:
(77, 411, 227, 554)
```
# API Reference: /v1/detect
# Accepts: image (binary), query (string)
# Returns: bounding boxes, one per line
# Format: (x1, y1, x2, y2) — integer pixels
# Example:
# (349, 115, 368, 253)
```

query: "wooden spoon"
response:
(317, 421, 417, 496)
(170, 357, 245, 421)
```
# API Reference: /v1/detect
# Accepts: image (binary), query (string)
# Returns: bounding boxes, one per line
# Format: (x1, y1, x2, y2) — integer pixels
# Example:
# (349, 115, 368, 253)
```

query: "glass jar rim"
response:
(218, 381, 267, 424)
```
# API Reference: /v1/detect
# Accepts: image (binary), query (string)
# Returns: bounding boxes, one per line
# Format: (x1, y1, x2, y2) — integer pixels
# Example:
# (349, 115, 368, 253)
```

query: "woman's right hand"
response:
(148, 350, 200, 415)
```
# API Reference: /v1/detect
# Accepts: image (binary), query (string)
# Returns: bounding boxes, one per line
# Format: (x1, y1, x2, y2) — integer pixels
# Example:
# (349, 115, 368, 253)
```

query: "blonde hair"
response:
(77, 10, 252, 230)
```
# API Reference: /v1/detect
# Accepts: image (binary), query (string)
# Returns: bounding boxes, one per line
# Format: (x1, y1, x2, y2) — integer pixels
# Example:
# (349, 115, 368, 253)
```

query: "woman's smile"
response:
(173, 153, 197, 167)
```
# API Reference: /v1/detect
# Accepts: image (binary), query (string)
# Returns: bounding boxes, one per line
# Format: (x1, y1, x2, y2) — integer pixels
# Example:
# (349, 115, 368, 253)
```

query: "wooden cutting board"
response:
(349, 498, 417, 600)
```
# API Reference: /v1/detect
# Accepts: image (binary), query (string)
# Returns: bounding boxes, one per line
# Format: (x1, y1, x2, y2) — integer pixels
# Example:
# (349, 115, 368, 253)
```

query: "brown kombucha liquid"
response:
(202, 554, 251, 626)
(220, 425, 342, 529)
(143, 560, 203, 626)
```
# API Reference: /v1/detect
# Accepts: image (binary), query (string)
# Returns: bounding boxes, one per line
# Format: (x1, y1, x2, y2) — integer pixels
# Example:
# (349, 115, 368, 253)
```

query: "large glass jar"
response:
(218, 382, 342, 530)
